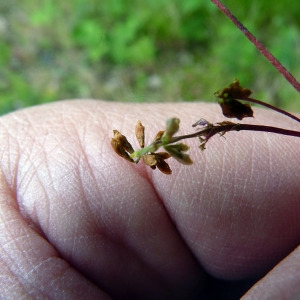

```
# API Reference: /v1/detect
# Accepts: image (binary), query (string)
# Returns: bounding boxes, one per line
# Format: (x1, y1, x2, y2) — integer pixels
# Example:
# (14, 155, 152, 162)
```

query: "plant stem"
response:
(238, 97, 300, 123)
(210, 0, 300, 93)
(170, 123, 300, 144)
(130, 122, 300, 160)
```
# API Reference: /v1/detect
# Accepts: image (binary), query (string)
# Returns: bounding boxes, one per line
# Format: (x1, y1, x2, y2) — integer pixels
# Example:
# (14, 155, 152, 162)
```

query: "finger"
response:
(1, 100, 299, 297)
(0, 169, 109, 299)
(242, 245, 300, 299)
(148, 105, 300, 280)
(99, 100, 300, 280)
(0, 101, 204, 299)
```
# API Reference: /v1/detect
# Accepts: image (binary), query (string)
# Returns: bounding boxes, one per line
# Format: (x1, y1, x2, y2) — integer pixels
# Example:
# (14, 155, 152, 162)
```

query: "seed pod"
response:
(135, 121, 145, 148)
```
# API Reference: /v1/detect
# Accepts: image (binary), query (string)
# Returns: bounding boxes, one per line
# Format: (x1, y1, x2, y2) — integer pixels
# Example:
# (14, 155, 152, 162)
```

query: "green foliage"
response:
(0, 0, 299, 115)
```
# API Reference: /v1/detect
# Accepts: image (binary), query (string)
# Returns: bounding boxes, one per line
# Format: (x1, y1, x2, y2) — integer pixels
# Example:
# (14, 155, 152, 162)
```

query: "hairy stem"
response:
(211, 0, 300, 93)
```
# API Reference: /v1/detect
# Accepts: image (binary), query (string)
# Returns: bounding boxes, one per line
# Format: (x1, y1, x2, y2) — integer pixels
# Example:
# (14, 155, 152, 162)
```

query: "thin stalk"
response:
(210, 0, 300, 93)
(133, 123, 300, 157)
(238, 97, 300, 123)
(170, 123, 300, 144)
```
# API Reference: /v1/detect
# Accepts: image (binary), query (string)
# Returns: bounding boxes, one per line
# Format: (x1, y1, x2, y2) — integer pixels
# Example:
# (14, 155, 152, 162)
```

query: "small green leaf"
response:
(164, 144, 193, 165)
(162, 118, 180, 142)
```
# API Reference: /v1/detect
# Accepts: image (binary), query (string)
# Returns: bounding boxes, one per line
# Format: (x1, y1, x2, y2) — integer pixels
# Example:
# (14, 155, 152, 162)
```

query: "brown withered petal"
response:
(142, 154, 157, 166)
(152, 130, 165, 142)
(155, 155, 172, 174)
(157, 152, 171, 160)
(228, 79, 252, 99)
(135, 121, 145, 148)
(142, 153, 172, 174)
(215, 79, 252, 100)
(111, 138, 134, 162)
(220, 99, 253, 120)
(113, 130, 135, 154)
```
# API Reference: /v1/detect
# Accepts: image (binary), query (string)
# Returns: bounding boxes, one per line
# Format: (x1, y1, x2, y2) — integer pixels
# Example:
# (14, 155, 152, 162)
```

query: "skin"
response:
(0, 100, 299, 299)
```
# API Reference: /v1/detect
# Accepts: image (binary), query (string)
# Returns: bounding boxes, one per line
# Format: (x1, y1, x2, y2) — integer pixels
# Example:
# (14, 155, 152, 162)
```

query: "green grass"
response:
(0, 0, 299, 115)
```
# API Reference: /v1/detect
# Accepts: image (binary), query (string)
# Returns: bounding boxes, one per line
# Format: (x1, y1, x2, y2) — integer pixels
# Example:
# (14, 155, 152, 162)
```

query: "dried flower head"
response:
(215, 79, 252, 99)
(111, 130, 135, 162)
(111, 118, 193, 174)
(143, 152, 172, 174)
(215, 79, 254, 120)
(219, 99, 253, 120)
(135, 120, 145, 148)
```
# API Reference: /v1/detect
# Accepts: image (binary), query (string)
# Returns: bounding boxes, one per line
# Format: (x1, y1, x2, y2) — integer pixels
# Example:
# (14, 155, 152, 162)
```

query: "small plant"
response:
(111, 0, 300, 174)
(111, 79, 300, 174)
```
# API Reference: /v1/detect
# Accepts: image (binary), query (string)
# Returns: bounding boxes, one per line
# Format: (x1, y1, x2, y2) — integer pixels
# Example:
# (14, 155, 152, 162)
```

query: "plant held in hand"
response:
(111, 80, 300, 174)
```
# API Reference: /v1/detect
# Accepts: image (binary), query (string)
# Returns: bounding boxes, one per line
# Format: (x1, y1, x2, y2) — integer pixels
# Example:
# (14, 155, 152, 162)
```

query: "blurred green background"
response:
(0, 0, 299, 115)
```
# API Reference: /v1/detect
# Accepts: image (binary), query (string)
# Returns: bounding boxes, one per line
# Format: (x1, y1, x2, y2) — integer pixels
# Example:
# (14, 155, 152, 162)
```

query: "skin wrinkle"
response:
(233, 131, 252, 202)
(122, 176, 199, 292)
(26, 156, 54, 234)
(13, 113, 63, 230)
(264, 134, 272, 193)
(4, 133, 21, 200)
(146, 166, 194, 276)
(75, 122, 103, 207)
(217, 138, 234, 221)
(23, 256, 57, 286)
(0, 207, 38, 283)
(1, 218, 43, 293)
(19, 154, 50, 225)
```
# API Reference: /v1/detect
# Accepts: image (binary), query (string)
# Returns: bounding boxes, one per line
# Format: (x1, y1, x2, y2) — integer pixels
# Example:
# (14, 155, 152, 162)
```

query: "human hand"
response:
(0, 100, 299, 299)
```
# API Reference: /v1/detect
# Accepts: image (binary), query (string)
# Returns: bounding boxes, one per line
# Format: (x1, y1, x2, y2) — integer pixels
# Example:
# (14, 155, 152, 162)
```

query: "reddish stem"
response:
(171, 123, 300, 143)
(238, 97, 300, 124)
(210, 0, 300, 93)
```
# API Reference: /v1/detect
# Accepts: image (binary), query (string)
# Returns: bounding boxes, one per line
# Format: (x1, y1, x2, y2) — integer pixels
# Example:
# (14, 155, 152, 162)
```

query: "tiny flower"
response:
(111, 130, 135, 162)
(215, 79, 254, 120)
(214, 79, 252, 100)
(152, 130, 164, 142)
(111, 137, 134, 162)
(112, 130, 134, 154)
(192, 118, 210, 127)
(112, 117, 193, 175)
(135, 121, 145, 148)
(143, 152, 172, 174)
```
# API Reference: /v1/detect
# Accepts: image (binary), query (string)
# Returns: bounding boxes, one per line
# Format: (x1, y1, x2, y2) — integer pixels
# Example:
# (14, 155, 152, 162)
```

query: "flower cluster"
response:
(214, 79, 254, 120)
(111, 79, 300, 175)
(111, 118, 192, 174)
